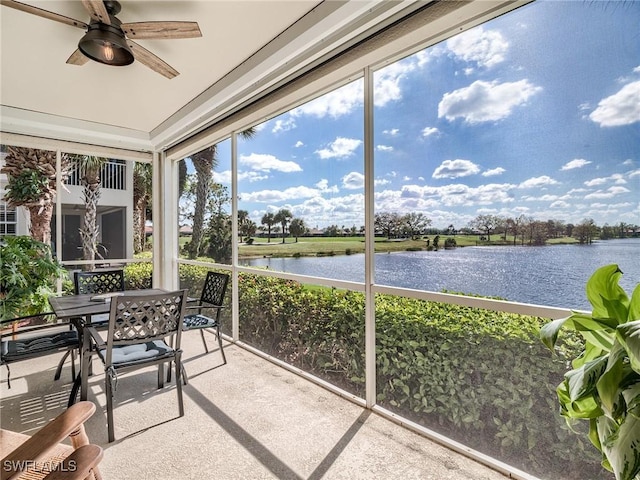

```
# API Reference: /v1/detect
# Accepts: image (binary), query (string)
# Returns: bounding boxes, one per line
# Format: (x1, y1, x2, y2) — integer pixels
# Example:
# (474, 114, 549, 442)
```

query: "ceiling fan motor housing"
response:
(78, 1, 133, 66)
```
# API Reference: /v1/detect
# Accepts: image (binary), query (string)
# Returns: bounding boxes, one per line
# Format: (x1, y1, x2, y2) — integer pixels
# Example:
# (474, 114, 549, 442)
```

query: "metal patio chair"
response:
(82, 290, 187, 442)
(1, 312, 78, 389)
(183, 271, 229, 363)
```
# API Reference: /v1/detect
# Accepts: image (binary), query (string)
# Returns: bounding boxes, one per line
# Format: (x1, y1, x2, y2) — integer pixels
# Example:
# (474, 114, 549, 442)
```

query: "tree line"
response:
(465, 214, 638, 245)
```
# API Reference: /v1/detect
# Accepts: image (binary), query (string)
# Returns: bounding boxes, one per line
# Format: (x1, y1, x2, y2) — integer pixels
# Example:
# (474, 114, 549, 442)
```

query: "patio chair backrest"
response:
(74, 269, 125, 295)
(105, 290, 187, 365)
(200, 271, 229, 307)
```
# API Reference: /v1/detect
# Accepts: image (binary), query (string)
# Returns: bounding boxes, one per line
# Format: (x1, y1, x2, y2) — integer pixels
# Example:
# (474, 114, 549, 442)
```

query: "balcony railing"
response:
(66, 159, 126, 190)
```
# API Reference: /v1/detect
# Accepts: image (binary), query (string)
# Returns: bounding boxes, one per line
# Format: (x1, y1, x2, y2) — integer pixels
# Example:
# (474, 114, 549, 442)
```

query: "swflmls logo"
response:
(3, 459, 78, 472)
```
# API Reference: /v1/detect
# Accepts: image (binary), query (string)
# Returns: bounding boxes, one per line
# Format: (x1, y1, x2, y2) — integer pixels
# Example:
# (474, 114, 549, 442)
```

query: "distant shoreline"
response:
(234, 235, 629, 260)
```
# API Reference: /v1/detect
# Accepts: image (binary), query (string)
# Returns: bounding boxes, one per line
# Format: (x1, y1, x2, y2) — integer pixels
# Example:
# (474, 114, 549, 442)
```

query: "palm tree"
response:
(274, 208, 293, 244)
(238, 211, 256, 243)
(237, 209, 250, 242)
(187, 127, 256, 259)
(133, 162, 152, 253)
(187, 146, 215, 259)
(261, 212, 276, 243)
(1, 147, 71, 245)
(76, 155, 106, 270)
(289, 217, 307, 242)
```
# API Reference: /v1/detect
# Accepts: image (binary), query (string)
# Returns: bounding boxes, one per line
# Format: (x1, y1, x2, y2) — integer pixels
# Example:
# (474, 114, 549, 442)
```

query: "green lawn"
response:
(175, 234, 579, 260)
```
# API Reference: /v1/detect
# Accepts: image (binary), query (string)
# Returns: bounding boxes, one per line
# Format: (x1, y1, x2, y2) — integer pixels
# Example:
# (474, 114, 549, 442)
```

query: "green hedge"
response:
(175, 266, 604, 479)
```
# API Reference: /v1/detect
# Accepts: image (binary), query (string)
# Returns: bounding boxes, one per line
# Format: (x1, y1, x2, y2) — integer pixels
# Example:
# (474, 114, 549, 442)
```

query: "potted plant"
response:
(0, 235, 66, 321)
(540, 264, 639, 480)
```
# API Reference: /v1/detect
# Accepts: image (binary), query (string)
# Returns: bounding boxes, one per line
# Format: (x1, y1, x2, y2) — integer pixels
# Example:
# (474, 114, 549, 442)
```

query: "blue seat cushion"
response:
(183, 314, 218, 329)
(103, 340, 173, 365)
(1, 331, 78, 362)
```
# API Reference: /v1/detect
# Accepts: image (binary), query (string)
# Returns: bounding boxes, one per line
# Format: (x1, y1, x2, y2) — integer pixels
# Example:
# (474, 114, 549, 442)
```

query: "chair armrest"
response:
(84, 327, 106, 350)
(0, 313, 58, 331)
(43, 444, 103, 480)
(185, 304, 225, 312)
(1, 402, 96, 480)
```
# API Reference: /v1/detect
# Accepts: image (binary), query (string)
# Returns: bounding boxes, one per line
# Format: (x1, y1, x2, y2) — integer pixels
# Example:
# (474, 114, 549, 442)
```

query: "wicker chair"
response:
(82, 290, 187, 442)
(1, 312, 78, 389)
(1, 401, 103, 480)
(183, 271, 229, 363)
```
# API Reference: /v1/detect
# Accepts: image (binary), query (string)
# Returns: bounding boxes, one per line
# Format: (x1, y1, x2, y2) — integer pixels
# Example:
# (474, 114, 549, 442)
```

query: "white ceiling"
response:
(0, 0, 424, 152)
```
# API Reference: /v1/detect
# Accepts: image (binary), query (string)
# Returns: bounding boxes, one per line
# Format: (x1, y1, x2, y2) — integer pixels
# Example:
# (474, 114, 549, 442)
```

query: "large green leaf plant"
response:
(0, 235, 66, 320)
(541, 264, 640, 480)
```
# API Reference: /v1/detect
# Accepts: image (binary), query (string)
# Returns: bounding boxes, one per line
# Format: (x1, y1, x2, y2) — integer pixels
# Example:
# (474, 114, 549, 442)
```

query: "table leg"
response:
(80, 328, 91, 401)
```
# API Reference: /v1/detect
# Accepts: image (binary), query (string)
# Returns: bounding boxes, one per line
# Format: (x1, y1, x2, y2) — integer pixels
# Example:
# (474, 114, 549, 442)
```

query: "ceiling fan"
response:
(0, 0, 202, 79)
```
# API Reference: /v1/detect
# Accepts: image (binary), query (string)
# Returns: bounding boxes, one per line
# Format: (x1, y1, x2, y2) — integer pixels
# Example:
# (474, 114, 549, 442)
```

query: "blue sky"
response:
(195, 1, 640, 231)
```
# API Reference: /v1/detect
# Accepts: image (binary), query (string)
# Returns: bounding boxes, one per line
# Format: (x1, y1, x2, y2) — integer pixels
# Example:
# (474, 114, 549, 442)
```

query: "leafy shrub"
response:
(0, 236, 66, 319)
(237, 274, 601, 479)
(123, 262, 153, 289)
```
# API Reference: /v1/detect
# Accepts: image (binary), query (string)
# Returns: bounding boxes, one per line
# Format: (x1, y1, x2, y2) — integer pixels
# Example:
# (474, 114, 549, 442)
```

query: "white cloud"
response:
(314, 179, 339, 193)
(432, 159, 480, 179)
(518, 176, 559, 189)
(241, 186, 324, 203)
(377, 145, 393, 152)
(342, 171, 364, 190)
(375, 178, 390, 186)
(482, 167, 505, 177)
(316, 137, 362, 159)
(239, 153, 302, 173)
(315, 179, 329, 190)
(242, 172, 270, 183)
(446, 26, 509, 70)
(522, 194, 559, 202)
(438, 79, 542, 123)
(272, 117, 296, 133)
(584, 186, 631, 199)
(390, 182, 516, 208)
(421, 127, 440, 137)
(292, 81, 362, 119)
(374, 59, 416, 107)
(585, 174, 627, 187)
(584, 177, 607, 187)
(294, 141, 304, 148)
(589, 81, 640, 127)
(383, 128, 399, 136)
(561, 158, 591, 170)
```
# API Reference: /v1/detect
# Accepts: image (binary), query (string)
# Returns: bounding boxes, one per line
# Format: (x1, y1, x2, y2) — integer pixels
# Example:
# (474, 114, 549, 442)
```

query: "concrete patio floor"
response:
(1, 334, 512, 480)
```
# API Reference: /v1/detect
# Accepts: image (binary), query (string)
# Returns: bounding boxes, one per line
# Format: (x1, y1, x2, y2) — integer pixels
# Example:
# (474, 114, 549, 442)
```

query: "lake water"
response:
(241, 238, 640, 310)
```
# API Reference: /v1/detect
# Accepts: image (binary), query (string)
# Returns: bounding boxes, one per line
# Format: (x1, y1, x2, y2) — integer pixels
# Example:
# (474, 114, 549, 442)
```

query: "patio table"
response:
(48, 289, 167, 404)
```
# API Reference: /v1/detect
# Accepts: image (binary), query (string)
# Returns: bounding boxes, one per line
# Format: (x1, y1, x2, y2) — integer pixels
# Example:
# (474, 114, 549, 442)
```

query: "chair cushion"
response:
(183, 314, 218, 330)
(103, 340, 173, 365)
(1, 331, 78, 361)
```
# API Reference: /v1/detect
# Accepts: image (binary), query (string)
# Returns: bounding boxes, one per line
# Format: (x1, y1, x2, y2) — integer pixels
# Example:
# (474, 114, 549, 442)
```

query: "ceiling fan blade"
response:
(128, 40, 179, 79)
(0, 0, 87, 29)
(66, 49, 90, 66)
(121, 21, 202, 39)
(81, 0, 110, 25)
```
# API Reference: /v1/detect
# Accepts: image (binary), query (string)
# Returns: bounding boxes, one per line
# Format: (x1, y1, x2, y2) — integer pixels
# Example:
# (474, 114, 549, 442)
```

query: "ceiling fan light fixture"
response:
(79, 23, 134, 66)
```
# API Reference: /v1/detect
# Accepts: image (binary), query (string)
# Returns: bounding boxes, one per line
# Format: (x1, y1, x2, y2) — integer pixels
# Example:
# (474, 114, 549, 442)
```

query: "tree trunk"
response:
(133, 197, 147, 253)
(189, 168, 211, 259)
(80, 182, 101, 271)
(27, 203, 54, 245)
